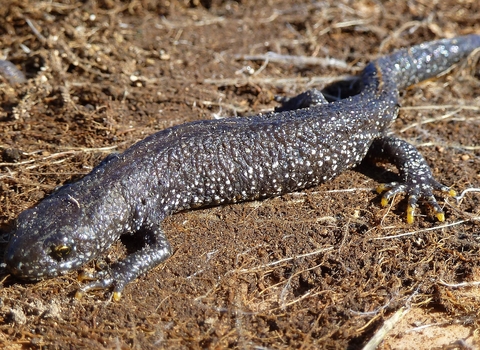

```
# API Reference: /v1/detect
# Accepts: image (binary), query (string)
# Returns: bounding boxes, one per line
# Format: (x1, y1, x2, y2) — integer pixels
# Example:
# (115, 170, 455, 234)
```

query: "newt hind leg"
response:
(368, 136, 455, 223)
(274, 89, 328, 112)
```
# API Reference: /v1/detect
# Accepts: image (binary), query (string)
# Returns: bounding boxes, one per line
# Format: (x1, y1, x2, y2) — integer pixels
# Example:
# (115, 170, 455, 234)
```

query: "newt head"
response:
(4, 193, 100, 281)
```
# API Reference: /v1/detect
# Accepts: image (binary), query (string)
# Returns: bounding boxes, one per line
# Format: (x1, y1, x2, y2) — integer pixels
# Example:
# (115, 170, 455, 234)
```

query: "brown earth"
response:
(1, 0, 480, 349)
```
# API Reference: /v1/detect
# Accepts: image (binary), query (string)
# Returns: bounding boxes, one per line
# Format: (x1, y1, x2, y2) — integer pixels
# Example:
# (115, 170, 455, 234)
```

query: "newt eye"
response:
(50, 245, 72, 261)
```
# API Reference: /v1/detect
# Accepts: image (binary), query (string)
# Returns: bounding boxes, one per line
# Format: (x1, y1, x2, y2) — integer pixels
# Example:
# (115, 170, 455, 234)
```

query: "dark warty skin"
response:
(4, 35, 480, 300)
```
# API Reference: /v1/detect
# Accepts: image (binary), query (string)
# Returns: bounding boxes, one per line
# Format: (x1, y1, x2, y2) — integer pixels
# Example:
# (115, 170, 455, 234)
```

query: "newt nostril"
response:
(4, 253, 24, 277)
(8, 265, 20, 276)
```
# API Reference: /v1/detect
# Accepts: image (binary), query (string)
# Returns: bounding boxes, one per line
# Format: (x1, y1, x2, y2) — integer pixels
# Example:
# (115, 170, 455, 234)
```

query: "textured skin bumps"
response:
(4, 35, 480, 299)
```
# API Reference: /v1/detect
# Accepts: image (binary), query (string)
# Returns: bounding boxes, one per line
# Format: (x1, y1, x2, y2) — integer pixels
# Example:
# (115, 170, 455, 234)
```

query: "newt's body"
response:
(5, 35, 480, 300)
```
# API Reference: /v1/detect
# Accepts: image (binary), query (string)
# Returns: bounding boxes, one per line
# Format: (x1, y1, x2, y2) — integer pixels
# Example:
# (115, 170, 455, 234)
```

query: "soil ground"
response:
(1, 0, 480, 349)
